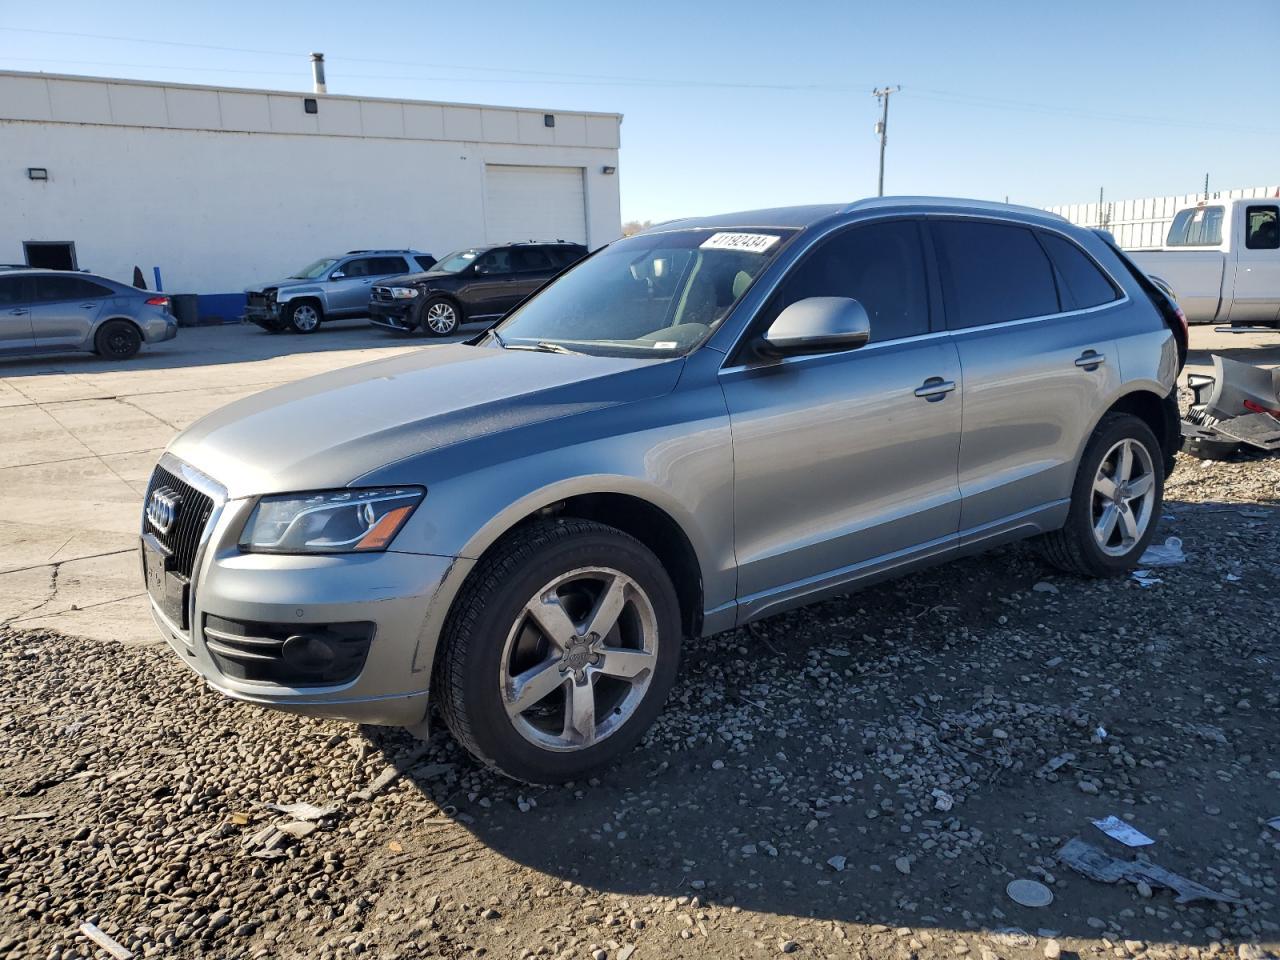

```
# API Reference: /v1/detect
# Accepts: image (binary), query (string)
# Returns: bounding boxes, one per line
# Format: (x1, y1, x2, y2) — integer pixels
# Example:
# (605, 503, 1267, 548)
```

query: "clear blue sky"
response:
(2, 0, 1276, 223)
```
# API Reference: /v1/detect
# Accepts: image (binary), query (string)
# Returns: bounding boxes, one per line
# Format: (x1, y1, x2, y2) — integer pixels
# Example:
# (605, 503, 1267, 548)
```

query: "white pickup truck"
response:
(1129, 198, 1280, 327)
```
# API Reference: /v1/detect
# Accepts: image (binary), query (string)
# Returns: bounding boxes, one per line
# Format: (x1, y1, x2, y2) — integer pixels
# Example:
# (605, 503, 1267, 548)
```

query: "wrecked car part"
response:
(1057, 837, 1242, 904)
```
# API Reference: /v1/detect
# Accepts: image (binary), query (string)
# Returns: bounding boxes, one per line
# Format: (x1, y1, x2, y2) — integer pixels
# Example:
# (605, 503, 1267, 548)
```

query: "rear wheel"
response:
(286, 300, 322, 334)
(434, 520, 682, 783)
(419, 297, 460, 337)
(94, 319, 142, 359)
(1039, 413, 1164, 577)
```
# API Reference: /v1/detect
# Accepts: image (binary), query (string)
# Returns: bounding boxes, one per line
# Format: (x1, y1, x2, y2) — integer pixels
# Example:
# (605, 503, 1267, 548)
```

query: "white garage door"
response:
(484, 164, 587, 245)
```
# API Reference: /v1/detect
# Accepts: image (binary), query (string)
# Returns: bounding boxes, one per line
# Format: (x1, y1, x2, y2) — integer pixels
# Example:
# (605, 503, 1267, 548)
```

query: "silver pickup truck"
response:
(1129, 198, 1280, 327)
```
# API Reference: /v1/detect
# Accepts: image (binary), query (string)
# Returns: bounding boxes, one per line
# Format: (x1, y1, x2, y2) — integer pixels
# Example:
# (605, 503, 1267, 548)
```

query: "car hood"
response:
(246, 277, 321, 294)
(168, 344, 684, 498)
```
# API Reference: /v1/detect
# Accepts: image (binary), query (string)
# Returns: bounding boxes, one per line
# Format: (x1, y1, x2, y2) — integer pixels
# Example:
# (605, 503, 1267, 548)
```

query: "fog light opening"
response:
(281, 633, 338, 672)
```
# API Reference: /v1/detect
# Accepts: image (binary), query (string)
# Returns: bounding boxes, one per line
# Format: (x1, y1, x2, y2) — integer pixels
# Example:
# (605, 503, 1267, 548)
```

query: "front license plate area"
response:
(143, 534, 189, 630)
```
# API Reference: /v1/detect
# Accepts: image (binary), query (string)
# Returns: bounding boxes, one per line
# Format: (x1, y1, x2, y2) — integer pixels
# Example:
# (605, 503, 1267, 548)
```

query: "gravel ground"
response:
(2, 450, 1279, 960)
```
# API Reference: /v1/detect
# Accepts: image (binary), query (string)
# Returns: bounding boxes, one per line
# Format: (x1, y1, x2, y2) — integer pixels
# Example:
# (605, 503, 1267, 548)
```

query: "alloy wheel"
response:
(425, 302, 458, 334)
(499, 566, 658, 752)
(292, 304, 319, 332)
(1091, 438, 1156, 556)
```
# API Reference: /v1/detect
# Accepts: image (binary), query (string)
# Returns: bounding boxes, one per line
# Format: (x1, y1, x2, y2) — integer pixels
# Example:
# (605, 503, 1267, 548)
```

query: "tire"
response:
(434, 519, 682, 784)
(1039, 413, 1165, 577)
(285, 300, 322, 334)
(93, 319, 142, 359)
(418, 297, 461, 337)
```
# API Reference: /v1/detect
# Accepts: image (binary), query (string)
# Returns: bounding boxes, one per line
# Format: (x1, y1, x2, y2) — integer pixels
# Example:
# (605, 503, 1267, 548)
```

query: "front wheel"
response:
(418, 297, 461, 337)
(1039, 413, 1165, 577)
(434, 520, 682, 783)
(285, 300, 322, 334)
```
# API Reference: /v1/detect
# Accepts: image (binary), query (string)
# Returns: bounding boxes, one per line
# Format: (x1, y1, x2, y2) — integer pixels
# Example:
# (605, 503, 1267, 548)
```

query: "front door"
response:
(328, 256, 408, 314)
(722, 219, 963, 616)
(1227, 204, 1280, 324)
(463, 248, 522, 319)
(0, 275, 34, 353)
(30, 274, 111, 350)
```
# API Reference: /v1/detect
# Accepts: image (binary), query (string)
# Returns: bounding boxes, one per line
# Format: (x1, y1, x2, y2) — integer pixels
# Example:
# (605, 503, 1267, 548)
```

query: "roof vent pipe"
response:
(310, 52, 327, 94)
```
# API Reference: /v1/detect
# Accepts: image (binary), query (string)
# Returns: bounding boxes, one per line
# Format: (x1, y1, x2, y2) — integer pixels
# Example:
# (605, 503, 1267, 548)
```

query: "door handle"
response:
(914, 377, 956, 401)
(81, 303, 97, 308)
(1075, 350, 1106, 370)
(8, 308, 27, 315)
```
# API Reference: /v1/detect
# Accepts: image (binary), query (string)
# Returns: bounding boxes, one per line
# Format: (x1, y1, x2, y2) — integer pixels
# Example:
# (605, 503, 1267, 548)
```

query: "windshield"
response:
(432, 249, 482, 273)
(289, 258, 340, 279)
(492, 229, 796, 356)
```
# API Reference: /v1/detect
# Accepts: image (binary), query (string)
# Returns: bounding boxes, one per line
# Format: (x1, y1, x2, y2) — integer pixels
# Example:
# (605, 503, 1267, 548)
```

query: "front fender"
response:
(275, 285, 326, 307)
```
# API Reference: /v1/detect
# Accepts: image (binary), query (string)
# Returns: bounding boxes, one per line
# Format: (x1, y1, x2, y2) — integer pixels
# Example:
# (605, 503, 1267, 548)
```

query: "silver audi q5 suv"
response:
(142, 198, 1186, 782)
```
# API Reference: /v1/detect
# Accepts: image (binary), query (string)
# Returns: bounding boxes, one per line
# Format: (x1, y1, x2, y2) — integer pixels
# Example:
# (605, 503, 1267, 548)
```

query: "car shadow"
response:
(366, 495, 1278, 948)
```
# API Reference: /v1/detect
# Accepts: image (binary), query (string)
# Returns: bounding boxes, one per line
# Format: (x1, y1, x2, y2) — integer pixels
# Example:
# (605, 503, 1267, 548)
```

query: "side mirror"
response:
(760, 297, 871, 357)
(329, 271, 346, 280)
(474, 263, 493, 276)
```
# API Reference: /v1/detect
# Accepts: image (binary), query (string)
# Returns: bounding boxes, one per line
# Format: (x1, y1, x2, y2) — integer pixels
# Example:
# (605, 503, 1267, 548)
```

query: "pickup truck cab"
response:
(1129, 198, 1280, 327)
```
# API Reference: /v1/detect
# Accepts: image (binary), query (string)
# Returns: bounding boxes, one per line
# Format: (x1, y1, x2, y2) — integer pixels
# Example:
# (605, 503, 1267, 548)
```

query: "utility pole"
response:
(873, 86, 900, 197)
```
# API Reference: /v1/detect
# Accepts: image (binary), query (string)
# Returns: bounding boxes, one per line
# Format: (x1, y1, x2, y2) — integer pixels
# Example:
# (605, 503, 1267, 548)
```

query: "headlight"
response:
(239, 487, 425, 554)
(389, 287, 419, 299)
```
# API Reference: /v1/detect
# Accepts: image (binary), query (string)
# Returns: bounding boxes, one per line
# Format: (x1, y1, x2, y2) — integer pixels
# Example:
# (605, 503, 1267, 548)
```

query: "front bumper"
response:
(244, 300, 285, 330)
(144, 458, 460, 727)
(368, 300, 417, 332)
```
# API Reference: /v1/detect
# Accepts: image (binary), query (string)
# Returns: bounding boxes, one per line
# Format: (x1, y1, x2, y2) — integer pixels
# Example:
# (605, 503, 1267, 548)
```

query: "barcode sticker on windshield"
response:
(699, 232, 781, 254)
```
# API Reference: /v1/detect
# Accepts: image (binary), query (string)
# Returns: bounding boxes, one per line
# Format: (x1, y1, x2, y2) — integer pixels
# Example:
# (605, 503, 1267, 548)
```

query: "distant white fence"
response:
(1048, 185, 1280, 250)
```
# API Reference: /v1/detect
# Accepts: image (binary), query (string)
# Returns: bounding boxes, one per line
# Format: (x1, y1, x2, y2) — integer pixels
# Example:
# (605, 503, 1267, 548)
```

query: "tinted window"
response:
(1166, 206, 1224, 247)
(513, 248, 554, 272)
(775, 220, 929, 342)
(933, 221, 1059, 329)
(0, 276, 26, 306)
(548, 245, 587, 268)
(367, 256, 409, 275)
(1245, 206, 1279, 250)
(413, 255, 437, 271)
(475, 249, 513, 276)
(33, 276, 113, 302)
(1038, 233, 1120, 310)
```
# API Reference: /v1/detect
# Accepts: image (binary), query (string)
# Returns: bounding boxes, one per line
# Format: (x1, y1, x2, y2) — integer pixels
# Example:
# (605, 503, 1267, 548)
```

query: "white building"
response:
(0, 70, 623, 319)
(1048, 185, 1279, 250)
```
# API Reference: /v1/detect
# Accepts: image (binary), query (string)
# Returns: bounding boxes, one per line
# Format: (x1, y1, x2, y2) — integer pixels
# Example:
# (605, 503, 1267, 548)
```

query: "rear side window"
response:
(1038, 233, 1120, 310)
(367, 256, 409, 274)
(33, 276, 113, 302)
(1245, 206, 1279, 250)
(932, 220, 1059, 329)
(1166, 206, 1224, 246)
(775, 219, 930, 342)
(549, 245, 587, 267)
(513, 248, 554, 272)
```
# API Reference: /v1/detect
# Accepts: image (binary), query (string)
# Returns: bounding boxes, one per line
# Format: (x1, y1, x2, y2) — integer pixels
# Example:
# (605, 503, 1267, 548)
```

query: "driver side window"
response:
(773, 220, 930, 343)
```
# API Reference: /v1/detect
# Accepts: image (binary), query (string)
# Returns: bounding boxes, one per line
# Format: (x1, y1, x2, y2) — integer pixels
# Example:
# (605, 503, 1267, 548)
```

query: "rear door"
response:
(928, 218, 1122, 535)
(510, 246, 560, 306)
(0, 275, 34, 353)
(30, 274, 113, 350)
(723, 218, 964, 615)
(329, 256, 408, 314)
(1227, 203, 1280, 324)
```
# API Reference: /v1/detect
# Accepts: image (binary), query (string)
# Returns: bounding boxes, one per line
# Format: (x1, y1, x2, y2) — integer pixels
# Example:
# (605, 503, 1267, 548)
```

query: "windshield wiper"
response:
(502, 339, 582, 356)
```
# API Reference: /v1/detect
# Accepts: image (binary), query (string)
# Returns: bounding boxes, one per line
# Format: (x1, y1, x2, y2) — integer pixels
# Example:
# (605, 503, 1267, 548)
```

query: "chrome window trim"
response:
(714, 208, 1132, 375)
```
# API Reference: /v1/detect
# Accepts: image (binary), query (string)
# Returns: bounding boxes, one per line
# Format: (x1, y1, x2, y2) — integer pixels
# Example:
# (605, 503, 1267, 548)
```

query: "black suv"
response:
(368, 241, 588, 337)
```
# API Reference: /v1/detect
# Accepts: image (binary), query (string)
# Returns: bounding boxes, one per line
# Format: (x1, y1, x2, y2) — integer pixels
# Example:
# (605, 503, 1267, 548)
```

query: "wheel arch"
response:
(93, 314, 145, 338)
(419, 291, 466, 323)
(1084, 385, 1179, 474)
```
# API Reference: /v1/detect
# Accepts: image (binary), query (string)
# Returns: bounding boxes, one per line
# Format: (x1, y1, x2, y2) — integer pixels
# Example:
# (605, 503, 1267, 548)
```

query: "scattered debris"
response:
(262, 801, 340, 822)
(352, 746, 454, 802)
(989, 928, 1036, 948)
(1038, 752, 1075, 776)
(276, 821, 318, 840)
(1265, 816, 1280, 832)
(826, 855, 846, 872)
(930, 788, 954, 812)
(1139, 536, 1185, 566)
(78, 922, 133, 960)
(1032, 581, 1060, 594)
(1057, 838, 1243, 904)
(1091, 815, 1154, 847)
(243, 824, 289, 860)
(1006, 878, 1054, 908)
(1131, 569, 1163, 588)
(9, 810, 55, 821)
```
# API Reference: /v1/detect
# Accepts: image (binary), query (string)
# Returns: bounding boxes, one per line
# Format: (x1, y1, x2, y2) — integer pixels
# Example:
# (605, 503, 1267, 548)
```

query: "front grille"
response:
(371, 286, 393, 302)
(144, 465, 215, 578)
(204, 615, 374, 686)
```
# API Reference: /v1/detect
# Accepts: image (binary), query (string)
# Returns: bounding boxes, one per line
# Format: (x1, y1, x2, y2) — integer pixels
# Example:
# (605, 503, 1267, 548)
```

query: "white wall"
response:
(0, 72, 622, 297)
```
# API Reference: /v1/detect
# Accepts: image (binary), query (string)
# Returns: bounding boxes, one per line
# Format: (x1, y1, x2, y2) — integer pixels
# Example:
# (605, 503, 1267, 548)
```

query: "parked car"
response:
(142, 198, 1184, 783)
(1, 269, 176, 360)
(367, 241, 587, 336)
(245, 250, 437, 334)
(1128, 198, 1280, 327)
